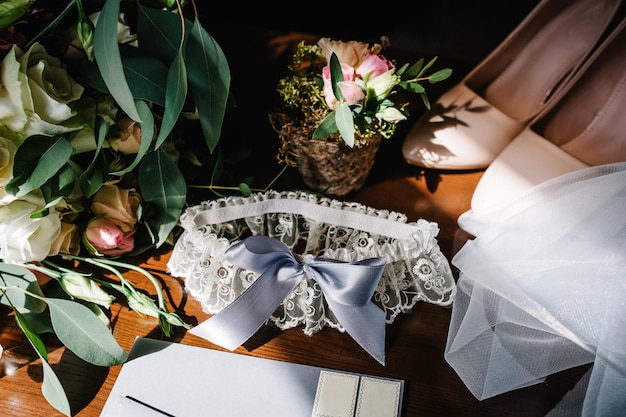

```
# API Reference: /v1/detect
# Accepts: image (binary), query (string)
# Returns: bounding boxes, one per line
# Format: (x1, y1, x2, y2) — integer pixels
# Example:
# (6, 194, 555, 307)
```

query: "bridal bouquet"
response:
(0, 0, 235, 414)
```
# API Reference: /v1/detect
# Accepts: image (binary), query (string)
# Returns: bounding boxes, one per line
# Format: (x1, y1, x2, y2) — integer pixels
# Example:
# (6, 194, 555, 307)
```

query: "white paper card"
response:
(312, 371, 359, 417)
(100, 337, 404, 417)
(356, 376, 403, 417)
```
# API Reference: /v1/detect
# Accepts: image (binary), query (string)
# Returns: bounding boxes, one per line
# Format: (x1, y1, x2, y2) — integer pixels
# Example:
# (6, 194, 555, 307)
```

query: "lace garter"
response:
(167, 190, 456, 336)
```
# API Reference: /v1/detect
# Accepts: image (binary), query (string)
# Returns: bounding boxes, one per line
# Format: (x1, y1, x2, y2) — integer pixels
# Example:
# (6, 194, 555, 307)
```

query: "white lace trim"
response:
(167, 190, 456, 335)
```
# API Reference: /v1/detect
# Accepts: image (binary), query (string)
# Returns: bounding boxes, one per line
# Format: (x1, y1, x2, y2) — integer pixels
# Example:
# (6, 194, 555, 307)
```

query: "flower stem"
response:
(60, 254, 166, 310)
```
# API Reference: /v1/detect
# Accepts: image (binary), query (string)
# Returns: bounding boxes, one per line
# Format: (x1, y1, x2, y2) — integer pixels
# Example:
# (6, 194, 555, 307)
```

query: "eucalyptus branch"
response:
(0, 285, 47, 304)
(59, 254, 166, 308)
(190, 164, 290, 197)
(23, 262, 63, 280)
(56, 254, 189, 333)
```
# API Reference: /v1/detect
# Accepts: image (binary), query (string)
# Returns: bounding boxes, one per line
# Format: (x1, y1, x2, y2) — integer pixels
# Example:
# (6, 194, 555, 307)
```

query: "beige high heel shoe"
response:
(402, 0, 622, 170)
(470, 16, 626, 213)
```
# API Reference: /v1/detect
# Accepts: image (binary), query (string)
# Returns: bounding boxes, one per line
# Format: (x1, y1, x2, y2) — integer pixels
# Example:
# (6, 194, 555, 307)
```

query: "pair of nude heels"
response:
(470, 15, 626, 212)
(402, 0, 623, 171)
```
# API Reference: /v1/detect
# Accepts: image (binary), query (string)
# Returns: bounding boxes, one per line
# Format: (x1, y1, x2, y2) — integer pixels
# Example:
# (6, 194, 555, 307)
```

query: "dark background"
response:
(193, 1, 541, 190)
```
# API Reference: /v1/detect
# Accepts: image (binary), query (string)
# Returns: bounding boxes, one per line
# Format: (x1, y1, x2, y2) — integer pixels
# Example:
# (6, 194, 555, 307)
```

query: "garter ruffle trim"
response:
(167, 190, 455, 336)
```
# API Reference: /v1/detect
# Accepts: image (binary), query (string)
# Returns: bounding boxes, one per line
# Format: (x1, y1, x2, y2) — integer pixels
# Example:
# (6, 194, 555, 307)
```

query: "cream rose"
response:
(90, 184, 141, 233)
(317, 38, 371, 67)
(0, 191, 61, 263)
(0, 136, 18, 204)
(48, 221, 81, 257)
(0, 136, 17, 187)
(0, 43, 84, 140)
(109, 119, 142, 154)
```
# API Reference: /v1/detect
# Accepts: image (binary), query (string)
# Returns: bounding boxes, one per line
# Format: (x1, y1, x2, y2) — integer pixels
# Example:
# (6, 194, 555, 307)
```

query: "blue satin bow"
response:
(189, 235, 388, 365)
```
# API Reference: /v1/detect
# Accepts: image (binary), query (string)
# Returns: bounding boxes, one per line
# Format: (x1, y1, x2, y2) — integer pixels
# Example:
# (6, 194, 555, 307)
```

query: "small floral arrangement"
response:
(0, 0, 257, 414)
(272, 36, 452, 164)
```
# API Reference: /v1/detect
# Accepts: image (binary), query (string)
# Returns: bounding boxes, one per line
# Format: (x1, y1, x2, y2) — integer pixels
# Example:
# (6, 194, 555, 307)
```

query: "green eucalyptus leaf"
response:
(137, 4, 186, 63)
(113, 54, 168, 105)
(47, 297, 128, 366)
(238, 182, 252, 196)
(420, 93, 432, 110)
(6, 135, 72, 198)
(138, 148, 186, 247)
(428, 68, 453, 83)
(395, 62, 409, 77)
(329, 52, 344, 101)
(80, 152, 107, 198)
(94, 0, 142, 122)
(14, 308, 48, 359)
(402, 82, 426, 94)
(0, 263, 46, 313)
(417, 56, 437, 78)
(80, 116, 109, 198)
(81, 50, 169, 106)
(21, 309, 54, 334)
(14, 309, 72, 416)
(335, 103, 355, 147)
(111, 100, 154, 176)
(156, 51, 187, 148)
(186, 17, 230, 152)
(0, 0, 35, 29)
(403, 58, 425, 79)
(41, 163, 76, 201)
(40, 356, 72, 416)
(312, 112, 338, 139)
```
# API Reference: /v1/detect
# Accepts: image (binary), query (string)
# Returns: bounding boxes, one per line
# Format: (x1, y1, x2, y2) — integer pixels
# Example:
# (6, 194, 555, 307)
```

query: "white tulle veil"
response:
(445, 162, 626, 416)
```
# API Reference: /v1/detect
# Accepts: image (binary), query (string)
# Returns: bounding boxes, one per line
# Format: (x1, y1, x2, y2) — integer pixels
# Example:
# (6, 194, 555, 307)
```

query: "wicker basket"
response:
(287, 133, 382, 196)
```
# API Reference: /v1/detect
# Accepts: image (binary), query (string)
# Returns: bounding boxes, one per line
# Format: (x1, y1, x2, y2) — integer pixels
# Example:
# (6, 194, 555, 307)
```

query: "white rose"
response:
(0, 136, 17, 187)
(376, 106, 407, 124)
(0, 43, 85, 141)
(0, 46, 27, 132)
(0, 191, 61, 263)
(0, 136, 18, 204)
(366, 69, 398, 101)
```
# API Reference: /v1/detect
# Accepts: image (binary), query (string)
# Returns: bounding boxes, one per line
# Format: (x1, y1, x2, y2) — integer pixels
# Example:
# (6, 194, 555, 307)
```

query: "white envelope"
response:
(100, 337, 404, 417)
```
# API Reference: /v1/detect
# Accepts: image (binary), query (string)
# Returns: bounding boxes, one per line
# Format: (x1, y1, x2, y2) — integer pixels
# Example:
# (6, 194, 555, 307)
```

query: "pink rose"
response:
(356, 53, 394, 81)
(90, 184, 141, 233)
(321, 63, 365, 108)
(84, 217, 135, 256)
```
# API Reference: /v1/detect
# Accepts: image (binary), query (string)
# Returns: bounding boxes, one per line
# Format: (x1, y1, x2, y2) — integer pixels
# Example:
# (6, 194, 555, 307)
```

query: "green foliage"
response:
(7, 135, 74, 198)
(47, 297, 128, 365)
(15, 308, 72, 416)
(94, 0, 142, 122)
(0, 1, 230, 413)
(138, 147, 187, 247)
(1, 256, 188, 415)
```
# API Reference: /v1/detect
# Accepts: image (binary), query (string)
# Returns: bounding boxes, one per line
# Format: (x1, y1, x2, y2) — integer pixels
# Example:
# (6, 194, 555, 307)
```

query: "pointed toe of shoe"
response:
(470, 130, 589, 214)
(402, 83, 527, 170)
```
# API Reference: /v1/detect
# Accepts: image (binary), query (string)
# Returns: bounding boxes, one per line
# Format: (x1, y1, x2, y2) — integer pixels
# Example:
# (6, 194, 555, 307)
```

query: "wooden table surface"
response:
(0, 18, 587, 416)
(0, 149, 588, 416)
